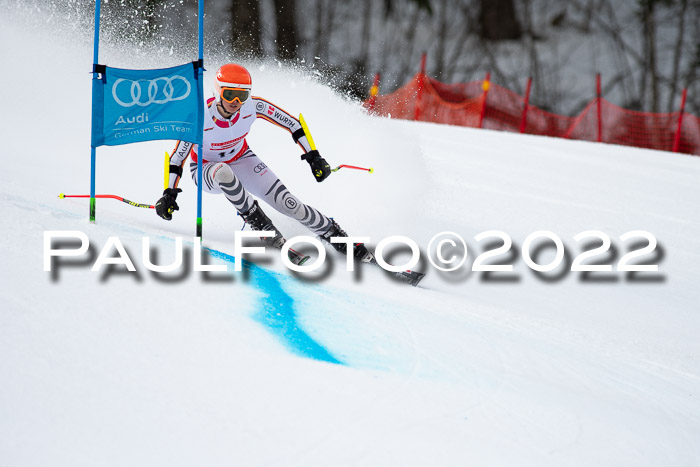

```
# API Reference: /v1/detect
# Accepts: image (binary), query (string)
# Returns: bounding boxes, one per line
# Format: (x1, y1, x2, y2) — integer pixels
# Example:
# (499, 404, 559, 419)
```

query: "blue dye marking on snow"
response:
(206, 248, 342, 365)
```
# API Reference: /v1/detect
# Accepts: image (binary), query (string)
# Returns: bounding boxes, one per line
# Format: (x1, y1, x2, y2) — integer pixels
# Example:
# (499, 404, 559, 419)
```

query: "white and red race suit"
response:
(165, 96, 332, 236)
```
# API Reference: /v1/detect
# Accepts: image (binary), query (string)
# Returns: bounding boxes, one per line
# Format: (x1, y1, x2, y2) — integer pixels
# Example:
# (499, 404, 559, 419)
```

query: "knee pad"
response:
(212, 163, 234, 185)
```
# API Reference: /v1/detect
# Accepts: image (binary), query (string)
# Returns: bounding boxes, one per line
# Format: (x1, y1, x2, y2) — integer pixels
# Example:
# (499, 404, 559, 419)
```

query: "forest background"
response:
(17, 0, 700, 116)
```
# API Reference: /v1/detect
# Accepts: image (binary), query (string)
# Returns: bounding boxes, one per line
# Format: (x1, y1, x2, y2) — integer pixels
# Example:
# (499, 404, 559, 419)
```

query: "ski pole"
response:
(332, 164, 374, 173)
(299, 114, 374, 175)
(164, 151, 170, 190)
(299, 113, 317, 150)
(59, 193, 154, 209)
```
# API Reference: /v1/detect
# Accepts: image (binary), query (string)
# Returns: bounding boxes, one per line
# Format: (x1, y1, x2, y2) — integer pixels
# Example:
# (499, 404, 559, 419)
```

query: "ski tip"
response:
(410, 273, 426, 287)
(58, 193, 65, 199)
(287, 247, 311, 266)
(395, 270, 425, 287)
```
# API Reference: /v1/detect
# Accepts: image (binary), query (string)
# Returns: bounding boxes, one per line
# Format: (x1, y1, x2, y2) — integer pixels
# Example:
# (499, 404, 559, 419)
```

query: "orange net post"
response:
(519, 77, 532, 134)
(673, 89, 688, 153)
(483, 82, 533, 133)
(596, 73, 603, 143)
(478, 72, 491, 129)
(413, 53, 428, 121)
(367, 73, 381, 113)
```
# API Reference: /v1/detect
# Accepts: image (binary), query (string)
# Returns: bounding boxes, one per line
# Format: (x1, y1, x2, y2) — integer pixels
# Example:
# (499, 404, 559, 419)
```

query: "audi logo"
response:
(112, 75, 191, 108)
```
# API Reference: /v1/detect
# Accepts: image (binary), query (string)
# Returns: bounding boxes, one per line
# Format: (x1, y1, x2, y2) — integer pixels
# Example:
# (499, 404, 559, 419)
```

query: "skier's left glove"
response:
(155, 188, 182, 220)
(301, 150, 331, 183)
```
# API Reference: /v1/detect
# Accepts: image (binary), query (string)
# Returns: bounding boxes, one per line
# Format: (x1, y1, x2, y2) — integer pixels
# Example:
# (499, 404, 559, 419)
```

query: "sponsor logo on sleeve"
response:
(176, 143, 191, 158)
(273, 111, 293, 126)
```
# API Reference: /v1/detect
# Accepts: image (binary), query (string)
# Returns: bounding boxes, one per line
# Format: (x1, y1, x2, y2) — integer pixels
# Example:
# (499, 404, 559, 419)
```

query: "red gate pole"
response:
(413, 53, 427, 121)
(519, 77, 532, 133)
(478, 72, 491, 129)
(596, 73, 603, 143)
(367, 73, 381, 113)
(672, 88, 688, 153)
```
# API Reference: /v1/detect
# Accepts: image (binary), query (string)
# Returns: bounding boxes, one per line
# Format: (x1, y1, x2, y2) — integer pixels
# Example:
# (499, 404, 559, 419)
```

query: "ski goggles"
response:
(220, 87, 251, 104)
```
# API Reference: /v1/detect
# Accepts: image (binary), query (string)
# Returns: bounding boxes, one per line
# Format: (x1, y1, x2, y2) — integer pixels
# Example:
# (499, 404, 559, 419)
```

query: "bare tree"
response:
(189, 0, 700, 116)
(313, 0, 338, 60)
(668, 0, 689, 111)
(358, 0, 373, 72)
(639, 0, 660, 112)
(142, 0, 163, 39)
(274, 0, 300, 59)
(100, 0, 165, 42)
(479, 0, 522, 41)
(687, 3, 700, 113)
(229, 0, 263, 57)
(433, 0, 450, 78)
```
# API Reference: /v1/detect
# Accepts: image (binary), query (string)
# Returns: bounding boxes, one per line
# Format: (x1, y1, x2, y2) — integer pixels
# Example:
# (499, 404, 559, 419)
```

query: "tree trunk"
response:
(640, 0, 659, 112)
(359, 0, 373, 68)
(523, 0, 544, 108)
(143, 0, 160, 39)
(397, 4, 423, 81)
(479, 0, 522, 41)
(230, 0, 263, 57)
(648, 4, 659, 113)
(314, 0, 325, 59)
(668, 0, 688, 112)
(274, 0, 299, 60)
(434, 0, 449, 78)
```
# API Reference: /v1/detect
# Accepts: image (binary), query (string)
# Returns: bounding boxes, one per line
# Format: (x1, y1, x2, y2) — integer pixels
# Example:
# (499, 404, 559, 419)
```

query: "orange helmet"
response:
(214, 64, 252, 104)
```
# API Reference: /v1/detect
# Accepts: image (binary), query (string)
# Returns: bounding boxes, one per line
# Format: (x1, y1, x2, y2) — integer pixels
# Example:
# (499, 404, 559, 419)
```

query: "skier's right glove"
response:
(155, 188, 182, 220)
(301, 150, 331, 183)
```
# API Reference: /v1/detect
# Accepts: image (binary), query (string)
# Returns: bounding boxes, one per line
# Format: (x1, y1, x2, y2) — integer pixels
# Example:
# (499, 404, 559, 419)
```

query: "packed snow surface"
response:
(1, 11, 699, 467)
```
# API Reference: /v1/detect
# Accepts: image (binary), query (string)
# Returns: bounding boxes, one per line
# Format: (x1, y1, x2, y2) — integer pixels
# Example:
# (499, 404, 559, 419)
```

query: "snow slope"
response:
(2, 10, 700, 467)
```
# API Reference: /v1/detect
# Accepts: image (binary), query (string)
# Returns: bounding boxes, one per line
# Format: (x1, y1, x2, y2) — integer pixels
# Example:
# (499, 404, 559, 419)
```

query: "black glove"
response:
(301, 150, 331, 183)
(155, 188, 182, 220)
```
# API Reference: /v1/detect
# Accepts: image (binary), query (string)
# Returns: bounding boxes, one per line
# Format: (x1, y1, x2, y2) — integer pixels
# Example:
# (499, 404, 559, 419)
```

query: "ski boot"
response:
(240, 201, 309, 265)
(320, 219, 375, 263)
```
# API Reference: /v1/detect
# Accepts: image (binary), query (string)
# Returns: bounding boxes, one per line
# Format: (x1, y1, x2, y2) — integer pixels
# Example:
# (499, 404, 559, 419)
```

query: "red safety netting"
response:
(365, 73, 700, 156)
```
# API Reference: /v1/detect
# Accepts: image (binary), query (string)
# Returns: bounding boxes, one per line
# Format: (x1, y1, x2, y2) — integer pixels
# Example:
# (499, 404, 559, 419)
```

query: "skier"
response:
(155, 63, 374, 265)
